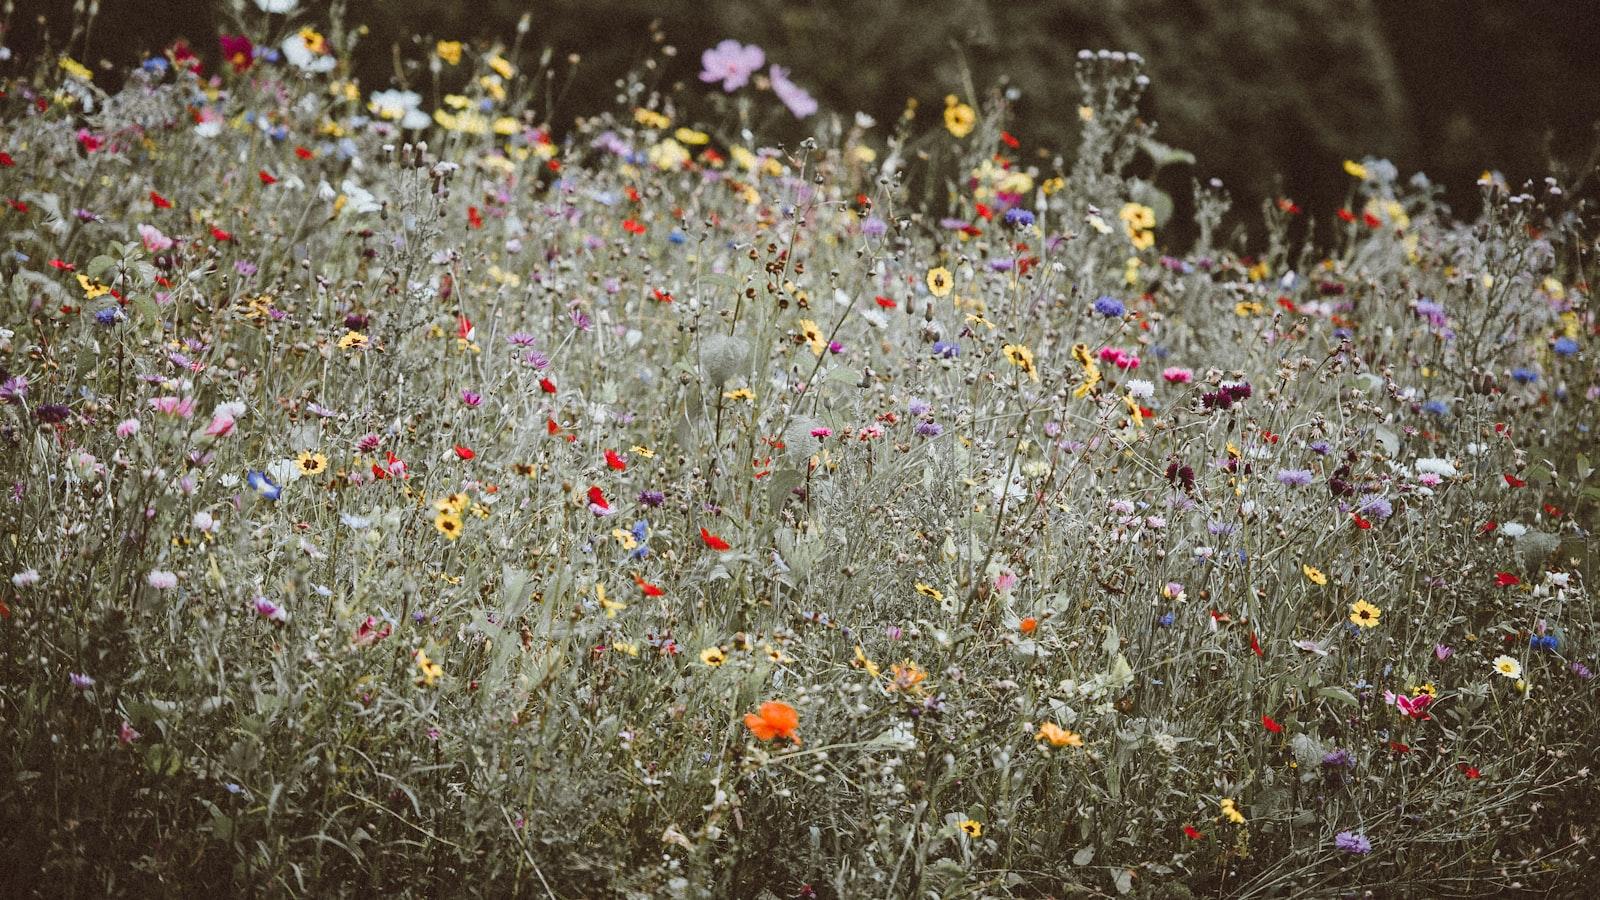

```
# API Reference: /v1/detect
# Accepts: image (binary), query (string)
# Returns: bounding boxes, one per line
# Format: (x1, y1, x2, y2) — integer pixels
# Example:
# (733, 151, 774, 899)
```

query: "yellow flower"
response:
(674, 127, 710, 146)
(433, 509, 464, 541)
(722, 388, 754, 402)
(493, 116, 520, 136)
(1234, 301, 1264, 317)
(914, 582, 944, 602)
(1343, 159, 1369, 179)
(1302, 564, 1327, 586)
(612, 528, 638, 551)
(338, 331, 370, 351)
(76, 274, 110, 299)
(631, 445, 656, 458)
(1036, 722, 1083, 748)
(59, 57, 94, 81)
(797, 319, 827, 356)
(433, 492, 469, 514)
(853, 645, 880, 678)
(958, 819, 982, 838)
(295, 451, 329, 476)
(1002, 344, 1040, 382)
(415, 649, 443, 686)
(1071, 343, 1102, 398)
(648, 138, 690, 170)
(597, 583, 626, 618)
(435, 40, 463, 65)
(926, 266, 954, 298)
(634, 107, 671, 130)
(1219, 797, 1246, 824)
(1119, 202, 1155, 231)
(1492, 655, 1522, 679)
(1349, 599, 1382, 628)
(943, 95, 976, 139)
(700, 646, 727, 667)
(487, 53, 515, 79)
(1412, 682, 1438, 698)
(612, 641, 639, 657)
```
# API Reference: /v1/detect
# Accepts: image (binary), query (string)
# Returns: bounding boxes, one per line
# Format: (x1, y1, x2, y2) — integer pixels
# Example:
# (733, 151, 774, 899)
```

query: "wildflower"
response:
(699, 40, 764, 91)
(797, 319, 827, 356)
(415, 649, 443, 686)
(914, 583, 944, 602)
(722, 388, 754, 402)
(296, 451, 328, 476)
(1491, 655, 1522, 679)
(1302, 564, 1327, 586)
(943, 95, 976, 138)
(338, 331, 370, 351)
(1334, 831, 1372, 854)
(118, 721, 142, 744)
(1183, 825, 1205, 840)
(1002, 344, 1040, 382)
(768, 65, 817, 119)
(70, 673, 95, 690)
(700, 527, 731, 551)
(700, 647, 727, 667)
(926, 266, 953, 298)
(1036, 722, 1083, 748)
(1276, 469, 1314, 486)
(1093, 295, 1126, 317)
(1349, 599, 1382, 628)
(596, 583, 626, 618)
(146, 570, 178, 590)
(1262, 714, 1283, 733)
(435, 40, 463, 65)
(957, 819, 983, 838)
(247, 470, 282, 500)
(744, 700, 801, 744)
(1162, 366, 1192, 383)
(1435, 643, 1454, 660)
(889, 660, 927, 693)
(1219, 797, 1246, 824)
(434, 509, 464, 540)
(253, 596, 288, 623)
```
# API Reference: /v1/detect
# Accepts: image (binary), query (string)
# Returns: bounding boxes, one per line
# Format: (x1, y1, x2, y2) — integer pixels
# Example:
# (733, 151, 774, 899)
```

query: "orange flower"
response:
(1018, 616, 1038, 635)
(744, 700, 801, 745)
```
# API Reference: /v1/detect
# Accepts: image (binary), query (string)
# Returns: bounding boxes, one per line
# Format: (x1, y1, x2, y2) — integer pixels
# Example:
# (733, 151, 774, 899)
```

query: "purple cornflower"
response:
(1322, 748, 1354, 769)
(1276, 468, 1314, 486)
(0, 375, 28, 404)
(698, 40, 764, 91)
(861, 217, 887, 237)
(70, 672, 95, 690)
(914, 421, 943, 438)
(36, 404, 71, 424)
(1003, 207, 1035, 228)
(1573, 662, 1594, 680)
(1334, 831, 1372, 855)
(1093, 295, 1126, 318)
(1358, 495, 1393, 519)
(931, 340, 960, 359)
(523, 350, 550, 369)
(506, 332, 538, 347)
(638, 490, 665, 508)
(907, 398, 931, 417)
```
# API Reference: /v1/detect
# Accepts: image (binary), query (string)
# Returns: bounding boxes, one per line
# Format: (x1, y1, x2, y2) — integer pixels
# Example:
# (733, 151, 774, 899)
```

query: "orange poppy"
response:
(744, 700, 801, 745)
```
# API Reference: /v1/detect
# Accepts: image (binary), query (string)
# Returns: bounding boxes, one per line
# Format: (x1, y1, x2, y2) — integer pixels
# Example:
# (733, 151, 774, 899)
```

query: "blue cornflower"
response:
(630, 520, 650, 559)
(932, 340, 960, 359)
(1309, 440, 1331, 455)
(1512, 367, 1539, 384)
(1357, 495, 1393, 519)
(246, 470, 281, 500)
(1093, 295, 1126, 318)
(1157, 611, 1175, 627)
(914, 421, 943, 438)
(1276, 468, 1314, 486)
(668, 229, 688, 245)
(94, 307, 122, 326)
(1553, 337, 1579, 356)
(1422, 399, 1449, 416)
(1003, 207, 1035, 228)
(1530, 634, 1558, 651)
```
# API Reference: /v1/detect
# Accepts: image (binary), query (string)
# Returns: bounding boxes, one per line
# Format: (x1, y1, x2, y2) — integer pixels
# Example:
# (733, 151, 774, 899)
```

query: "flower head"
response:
(699, 40, 764, 91)
(744, 700, 801, 744)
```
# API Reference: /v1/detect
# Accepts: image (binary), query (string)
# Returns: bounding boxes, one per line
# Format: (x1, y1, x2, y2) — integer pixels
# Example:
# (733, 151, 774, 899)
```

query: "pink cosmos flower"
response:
(769, 65, 818, 119)
(699, 40, 765, 91)
(149, 396, 195, 418)
(138, 223, 174, 253)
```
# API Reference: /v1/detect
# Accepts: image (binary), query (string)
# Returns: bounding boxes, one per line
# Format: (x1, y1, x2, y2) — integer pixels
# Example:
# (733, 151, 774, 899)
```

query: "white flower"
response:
(193, 510, 216, 533)
(12, 569, 40, 587)
(1415, 457, 1458, 478)
(368, 90, 430, 130)
(255, 0, 299, 12)
(1500, 522, 1527, 538)
(1126, 378, 1154, 399)
(339, 179, 382, 214)
(147, 570, 178, 590)
(282, 31, 335, 73)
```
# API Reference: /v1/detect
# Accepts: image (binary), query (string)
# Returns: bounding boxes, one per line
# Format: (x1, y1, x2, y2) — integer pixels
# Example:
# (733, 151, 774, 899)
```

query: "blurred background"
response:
(8, 0, 1600, 234)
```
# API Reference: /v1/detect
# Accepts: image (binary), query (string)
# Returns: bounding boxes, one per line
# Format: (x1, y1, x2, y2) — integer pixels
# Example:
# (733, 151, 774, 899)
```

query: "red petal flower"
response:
(1183, 825, 1205, 840)
(1504, 473, 1526, 488)
(453, 445, 475, 460)
(604, 449, 627, 471)
(587, 486, 609, 510)
(1249, 632, 1264, 657)
(633, 573, 664, 597)
(258, 169, 277, 185)
(150, 191, 172, 209)
(1262, 714, 1283, 733)
(1494, 572, 1521, 587)
(539, 378, 556, 394)
(700, 527, 730, 551)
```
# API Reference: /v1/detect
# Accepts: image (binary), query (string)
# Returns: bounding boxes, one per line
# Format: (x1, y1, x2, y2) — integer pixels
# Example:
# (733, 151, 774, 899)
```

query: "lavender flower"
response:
(698, 40, 764, 91)
(769, 65, 817, 119)
(1334, 831, 1372, 854)
(1276, 468, 1314, 486)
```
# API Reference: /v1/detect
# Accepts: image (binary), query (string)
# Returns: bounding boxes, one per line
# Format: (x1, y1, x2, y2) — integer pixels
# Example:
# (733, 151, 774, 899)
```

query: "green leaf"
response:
(1317, 686, 1359, 707)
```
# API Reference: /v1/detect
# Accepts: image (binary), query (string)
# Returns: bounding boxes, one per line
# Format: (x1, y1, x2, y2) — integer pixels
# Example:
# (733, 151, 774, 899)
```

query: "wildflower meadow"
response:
(2, 8, 1598, 898)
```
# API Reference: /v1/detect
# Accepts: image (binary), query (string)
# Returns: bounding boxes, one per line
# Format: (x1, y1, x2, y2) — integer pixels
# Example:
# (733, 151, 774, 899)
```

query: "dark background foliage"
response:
(9, 0, 1600, 228)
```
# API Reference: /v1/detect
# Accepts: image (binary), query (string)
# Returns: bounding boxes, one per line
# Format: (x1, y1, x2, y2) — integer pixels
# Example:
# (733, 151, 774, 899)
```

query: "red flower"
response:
(150, 191, 173, 209)
(295, 146, 314, 159)
(539, 378, 556, 394)
(652, 288, 673, 303)
(1494, 572, 1521, 587)
(0, 152, 13, 167)
(1249, 632, 1264, 658)
(744, 700, 801, 744)
(700, 527, 731, 551)
(1000, 130, 1020, 149)
(1362, 211, 1382, 229)
(1337, 208, 1356, 223)
(874, 295, 896, 309)
(546, 417, 561, 435)
(1458, 763, 1481, 779)
(1480, 519, 1498, 534)
(48, 259, 76, 271)
(633, 572, 664, 597)
(587, 486, 609, 511)
(1352, 512, 1371, 530)
(1183, 825, 1205, 840)
(453, 445, 475, 460)
(258, 169, 277, 185)
(1504, 473, 1526, 488)
(1261, 714, 1283, 733)
(622, 218, 646, 235)
(210, 226, 233, 242)
(604, 449, 627, 471)
(1543, 502, 1563, 517)
(467, 206, 483, 229)
(1388, 740, 1411, 753)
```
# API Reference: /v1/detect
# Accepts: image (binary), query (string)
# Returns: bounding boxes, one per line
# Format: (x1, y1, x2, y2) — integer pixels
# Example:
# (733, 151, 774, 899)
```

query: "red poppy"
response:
(539, 378, 556, 394)
(546, 417, 561, 435)
(700, 527, 730, 551)
(0, 152, 13, 167)
(1542, 503, 1562, 517)
(453, 445, 475, 460)
(1262, 714, 1283, 733)
(1352, 512, 1372, 530)
(633, 572, 664, 597)
(1183, 825, 1205, 840)
(1494, 572, 1521, 587)
(604, 449, 627, 471)
(1480, 520, 1498, 534)
(1459, 763, 1481, 779)
(295, 146, 314, 159)
(257, 169, 277, 185)
(467, 206, 483, 229)
(150, 191, 173, 209)
(587, 486, 609, 511)
(652, 288, 673, 303)
(1388, 740, 1411, 753)
(1337, 208, 1356, 223)
(744, 700, 800, 744)
(874, 295, 896, 309)
(1249, 632, 1264, 658)
(210, 226, 233, 242)
(49, 259, 76, 271)
(1504, 473, 1526, 488)
(622, 218, 646, 235)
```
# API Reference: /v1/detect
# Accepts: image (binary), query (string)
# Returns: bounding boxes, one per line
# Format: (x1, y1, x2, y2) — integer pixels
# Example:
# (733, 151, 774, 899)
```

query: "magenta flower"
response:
(699, 40, 765, 91)
(769, 65, 818, 119)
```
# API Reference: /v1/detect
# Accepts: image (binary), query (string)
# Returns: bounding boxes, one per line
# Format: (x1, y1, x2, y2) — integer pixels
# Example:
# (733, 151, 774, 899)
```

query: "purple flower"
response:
(1004, 207, 1035, 228)
(699, 40, 764, 92)
(1321, 748, 1354, 769)
(70, 672, 95, 690)
(861, 217, 887, 237)
(1573, 662, 1594, 680)
(506, 332, 539, 347)
(1276, 468, 1314, 486)
(1, 375, 28, 405)
(35, 403, 71, 424)
(1358, 495, 1393, 519)
(1093, 295, 1126, 317)
(460, 390, 482, 407)
(638, 490, 665, 508)
(907, 398, 931, 417)
(914, 421, 943, 438)
(769, 65, 817, 119)
(1334, 831, 1372, 854)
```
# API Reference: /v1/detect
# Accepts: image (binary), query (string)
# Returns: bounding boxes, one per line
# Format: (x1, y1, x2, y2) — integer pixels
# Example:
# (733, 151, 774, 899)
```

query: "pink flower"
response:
(138, 223, 174, 253)
(253, 596, 288, 623)
(354, 615, 393, 647)
(994, 571, 1018, 593)
(146, 570, 178, 590)
(116, 418, 140, 438)
(769, 65, 818, 119)
(118, 720, 142, 744)
(205, 414, 237, 437)
(699, 39, 765, 91)
(149, 396, 195, 418)
(1162, 367, 1193, 383)
(810, 427, 832, 438)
